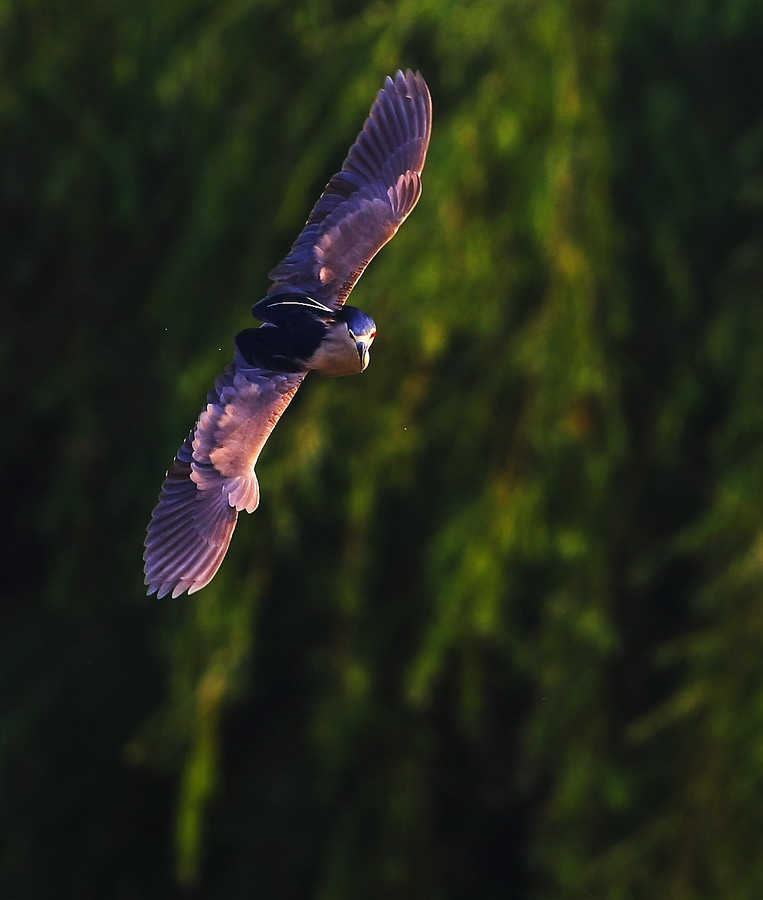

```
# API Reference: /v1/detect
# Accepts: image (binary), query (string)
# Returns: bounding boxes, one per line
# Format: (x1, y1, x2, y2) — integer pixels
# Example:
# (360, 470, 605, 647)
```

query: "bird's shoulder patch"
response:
(235, 317, 328, 372)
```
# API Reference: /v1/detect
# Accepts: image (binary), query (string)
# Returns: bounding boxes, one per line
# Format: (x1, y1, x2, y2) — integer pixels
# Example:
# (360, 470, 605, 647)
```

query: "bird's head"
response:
(300, 304, 377, 377)
(339, 306, 377, 372)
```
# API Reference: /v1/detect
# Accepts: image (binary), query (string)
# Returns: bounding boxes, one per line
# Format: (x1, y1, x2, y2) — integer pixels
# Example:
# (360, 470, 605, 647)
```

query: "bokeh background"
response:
(5, 0, 763, 897)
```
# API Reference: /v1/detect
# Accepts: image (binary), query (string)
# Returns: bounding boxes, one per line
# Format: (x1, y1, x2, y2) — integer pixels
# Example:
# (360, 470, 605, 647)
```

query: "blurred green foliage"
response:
(4, 0, 763, 896)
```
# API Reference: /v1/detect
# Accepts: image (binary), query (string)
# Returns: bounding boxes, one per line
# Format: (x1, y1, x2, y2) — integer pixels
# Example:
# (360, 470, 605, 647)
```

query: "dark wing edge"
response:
(144, 359, 306, 599)
(267, 69, 432, 308)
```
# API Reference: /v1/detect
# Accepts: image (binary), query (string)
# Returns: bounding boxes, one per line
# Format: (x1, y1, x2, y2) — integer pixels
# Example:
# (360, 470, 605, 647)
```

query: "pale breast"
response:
(307, 327, 362, 377)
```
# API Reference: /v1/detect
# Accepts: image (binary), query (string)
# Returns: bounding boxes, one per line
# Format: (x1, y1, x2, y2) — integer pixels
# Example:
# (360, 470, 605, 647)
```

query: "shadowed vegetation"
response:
(4, 0, 763, 897)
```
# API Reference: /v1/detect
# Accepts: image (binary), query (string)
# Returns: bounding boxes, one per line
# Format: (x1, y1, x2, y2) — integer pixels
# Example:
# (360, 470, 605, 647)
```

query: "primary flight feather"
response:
(144, 69, 432, 598)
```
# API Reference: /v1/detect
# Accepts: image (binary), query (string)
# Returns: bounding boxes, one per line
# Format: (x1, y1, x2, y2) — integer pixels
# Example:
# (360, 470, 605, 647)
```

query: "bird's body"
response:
(144, 70, 431, 598)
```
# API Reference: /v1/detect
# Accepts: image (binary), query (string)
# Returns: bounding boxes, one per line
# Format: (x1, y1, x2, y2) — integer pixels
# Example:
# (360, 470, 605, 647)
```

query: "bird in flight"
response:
(144, 69, 432, 598)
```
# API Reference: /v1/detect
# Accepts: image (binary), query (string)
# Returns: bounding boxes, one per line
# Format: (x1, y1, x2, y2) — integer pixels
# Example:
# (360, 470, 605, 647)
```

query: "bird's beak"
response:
(357, 341, 370, 372)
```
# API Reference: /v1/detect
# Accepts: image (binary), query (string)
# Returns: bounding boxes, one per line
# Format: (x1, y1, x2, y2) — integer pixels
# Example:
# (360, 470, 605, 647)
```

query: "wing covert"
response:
(267, 69, 432, 309)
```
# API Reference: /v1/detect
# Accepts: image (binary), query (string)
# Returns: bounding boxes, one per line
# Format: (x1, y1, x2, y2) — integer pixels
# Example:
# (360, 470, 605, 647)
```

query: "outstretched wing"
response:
(267, 69, 432, 310)
(144, 355, 305, 598)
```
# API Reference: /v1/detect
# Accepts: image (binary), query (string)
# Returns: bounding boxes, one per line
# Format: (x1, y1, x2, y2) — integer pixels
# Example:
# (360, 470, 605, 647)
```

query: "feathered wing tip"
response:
(266, 69, 432, 307)
(143, 438, 240, 598)
(342, 68, 432, 197)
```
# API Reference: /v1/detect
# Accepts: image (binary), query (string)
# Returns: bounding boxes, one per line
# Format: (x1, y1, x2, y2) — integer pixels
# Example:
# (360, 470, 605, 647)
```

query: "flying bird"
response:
(144, 69, 432, 598)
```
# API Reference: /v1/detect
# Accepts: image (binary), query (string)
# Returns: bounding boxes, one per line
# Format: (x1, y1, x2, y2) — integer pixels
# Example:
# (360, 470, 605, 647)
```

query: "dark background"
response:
(4, 0, 763, 896)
